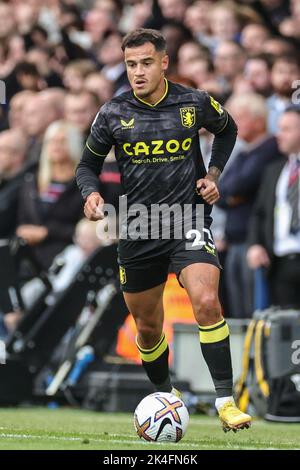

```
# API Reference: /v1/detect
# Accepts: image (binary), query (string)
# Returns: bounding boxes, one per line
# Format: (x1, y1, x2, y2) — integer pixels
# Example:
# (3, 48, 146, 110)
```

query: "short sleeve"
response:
(201, 92, 229, 135)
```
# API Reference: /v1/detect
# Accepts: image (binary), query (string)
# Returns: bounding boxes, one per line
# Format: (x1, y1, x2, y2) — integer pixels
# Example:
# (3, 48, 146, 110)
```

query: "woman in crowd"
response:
(16, 120, 84, 271)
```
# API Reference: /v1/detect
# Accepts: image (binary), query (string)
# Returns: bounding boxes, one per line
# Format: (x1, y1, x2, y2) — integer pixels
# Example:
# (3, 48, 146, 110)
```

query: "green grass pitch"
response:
(0, 408, 299, 450)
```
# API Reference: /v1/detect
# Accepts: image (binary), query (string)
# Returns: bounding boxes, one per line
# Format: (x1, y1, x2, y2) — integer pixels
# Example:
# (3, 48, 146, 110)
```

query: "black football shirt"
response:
(87, 79, 228, 210)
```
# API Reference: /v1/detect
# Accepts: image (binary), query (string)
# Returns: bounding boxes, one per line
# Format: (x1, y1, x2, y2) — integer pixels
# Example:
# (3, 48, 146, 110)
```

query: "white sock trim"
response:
(215, 396, 234, 411)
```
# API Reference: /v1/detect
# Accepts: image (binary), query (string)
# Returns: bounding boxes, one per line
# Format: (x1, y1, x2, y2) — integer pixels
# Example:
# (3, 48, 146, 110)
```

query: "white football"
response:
(134, 392, 189, 442)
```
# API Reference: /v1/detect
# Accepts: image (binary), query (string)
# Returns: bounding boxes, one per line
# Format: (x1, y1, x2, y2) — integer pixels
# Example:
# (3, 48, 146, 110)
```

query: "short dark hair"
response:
(15, 61, 40, 77)
(247, 53, 273, 70)
(273, 53, 300, 69)
(121, 28, 166, 52)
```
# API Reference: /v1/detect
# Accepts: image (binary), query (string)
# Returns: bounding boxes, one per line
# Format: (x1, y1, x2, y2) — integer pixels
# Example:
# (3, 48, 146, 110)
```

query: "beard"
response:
(276, 83, 294, 98)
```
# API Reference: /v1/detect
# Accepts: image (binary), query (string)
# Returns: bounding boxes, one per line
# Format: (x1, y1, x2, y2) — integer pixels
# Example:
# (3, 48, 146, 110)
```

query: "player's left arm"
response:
(76, 104, 115, 220)
(196, 93, 238, 204)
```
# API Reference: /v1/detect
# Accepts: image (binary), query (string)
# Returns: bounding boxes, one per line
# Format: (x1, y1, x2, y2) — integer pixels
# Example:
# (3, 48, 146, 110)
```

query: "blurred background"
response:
(0, 0, 300, 421)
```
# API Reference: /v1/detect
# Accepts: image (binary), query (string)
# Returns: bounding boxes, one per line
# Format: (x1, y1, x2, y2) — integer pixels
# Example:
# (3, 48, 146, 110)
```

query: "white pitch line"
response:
(0, 432, 195, 447)
(0, 433, 293, 450)
(0, 433, 93, 442)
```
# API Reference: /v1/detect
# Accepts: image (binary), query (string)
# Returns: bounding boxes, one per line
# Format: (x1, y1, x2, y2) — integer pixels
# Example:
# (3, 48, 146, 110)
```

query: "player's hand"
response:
(196, 176, 220, 205)
(84, 192, 105, 221)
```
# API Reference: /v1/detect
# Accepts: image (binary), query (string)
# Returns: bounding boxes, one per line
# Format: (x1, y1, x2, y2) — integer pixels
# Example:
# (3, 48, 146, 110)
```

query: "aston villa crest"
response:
(180, 107, 196, 128)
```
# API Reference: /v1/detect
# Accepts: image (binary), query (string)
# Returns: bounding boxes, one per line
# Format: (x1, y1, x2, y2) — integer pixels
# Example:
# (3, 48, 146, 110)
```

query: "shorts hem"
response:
(120, 277, 168, 293)
(175, 258, 222, 288)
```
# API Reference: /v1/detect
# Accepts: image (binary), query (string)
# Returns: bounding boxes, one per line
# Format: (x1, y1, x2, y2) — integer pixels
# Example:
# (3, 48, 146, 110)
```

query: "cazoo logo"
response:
(122, 138, 192, 157)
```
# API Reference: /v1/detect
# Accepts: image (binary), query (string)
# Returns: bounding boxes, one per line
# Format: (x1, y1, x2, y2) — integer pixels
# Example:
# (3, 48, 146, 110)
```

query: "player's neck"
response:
(137, 77, 167, 106)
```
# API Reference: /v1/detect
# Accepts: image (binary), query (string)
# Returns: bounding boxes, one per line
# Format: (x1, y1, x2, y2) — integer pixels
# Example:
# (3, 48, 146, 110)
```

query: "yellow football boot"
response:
(218, 401, 252, 433)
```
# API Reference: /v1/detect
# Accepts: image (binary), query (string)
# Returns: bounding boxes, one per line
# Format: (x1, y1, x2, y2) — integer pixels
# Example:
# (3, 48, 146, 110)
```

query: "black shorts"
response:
(117, 227, 221, 293)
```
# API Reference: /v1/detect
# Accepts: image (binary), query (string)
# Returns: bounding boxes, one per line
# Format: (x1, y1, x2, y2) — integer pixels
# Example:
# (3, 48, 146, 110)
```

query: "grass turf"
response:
(0, 408, 299, 450)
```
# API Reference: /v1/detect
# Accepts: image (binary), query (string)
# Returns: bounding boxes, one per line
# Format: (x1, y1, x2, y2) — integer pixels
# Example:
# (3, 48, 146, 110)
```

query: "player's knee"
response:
(193, 292, 222, 325)
(136, 320, 163, 349)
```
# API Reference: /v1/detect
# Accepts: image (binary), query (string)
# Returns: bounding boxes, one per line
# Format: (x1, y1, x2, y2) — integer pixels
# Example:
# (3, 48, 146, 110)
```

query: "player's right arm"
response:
(76, 107, 114, 221)
(195, 92, 238, 204)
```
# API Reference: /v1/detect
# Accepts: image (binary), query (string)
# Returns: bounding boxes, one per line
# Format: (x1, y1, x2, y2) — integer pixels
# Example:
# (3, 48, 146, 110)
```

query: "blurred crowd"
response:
(1, 0, 300, 329)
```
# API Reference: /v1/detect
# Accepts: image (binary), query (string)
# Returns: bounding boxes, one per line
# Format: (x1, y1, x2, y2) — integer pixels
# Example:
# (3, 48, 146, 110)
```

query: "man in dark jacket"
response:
(218, 93, 283, 318)
(247, 106, 300, 308)
(0, 129, 27, 238)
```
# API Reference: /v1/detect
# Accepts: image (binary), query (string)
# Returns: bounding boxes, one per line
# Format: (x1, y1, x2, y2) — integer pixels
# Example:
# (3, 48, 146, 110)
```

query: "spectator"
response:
(267, 54, 300, 133)
(8, 90, 36, 130)
(22, 90, 64, 168)
(56, 1, 84, 35)
(218, 93, 283, 318)
(26, 47, 64, 88)
(120, 0, 161, 32)
(84, 72, 114, 106)
(232, 75, 255, 95)
(14, 2, 40, 36)
(94, 0, 123, 24)
(247, 106, 300, 308)
(84, 6, 116, 55)
(0, 34, 26, 80)
(14, 61, 46, 92)
(200, 128, 247, 318)
(177, 43, 214, 90)
(0, 309, 23, 341)
(0, 2, 16, 40)
(21, 215, 118, 311)
(47, 217, 115, 294)
(32, 218, 113, 305)
(177, 40, 209, 66)
(209, 1, 243, 45)
(177, 40, 210, 84)
(63, 59, 98, 93)
(244, 54, 273, 98)
(158, 0, 189, 22)
(98, 31, 129, 96)
(16, 120, 84, 271)
(214, 40, 247, 98)
(0, 129, 27, 238)
(161, 21, 193, 75)
(40, 88, 67, 121)
(240, 23, 271, 56)
(26, 24, 50, 50)
(257, 0, 290, 29)
(64, 91, 100, 140)
(262, 37, 297, 57)
(279, 0, 300, 41)
(184, 0, 214, 50)
(5, 61, 46, 102)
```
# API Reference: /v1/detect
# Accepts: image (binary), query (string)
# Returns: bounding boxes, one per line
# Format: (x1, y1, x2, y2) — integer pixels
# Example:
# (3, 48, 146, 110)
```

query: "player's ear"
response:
(161, 54, 169, 71)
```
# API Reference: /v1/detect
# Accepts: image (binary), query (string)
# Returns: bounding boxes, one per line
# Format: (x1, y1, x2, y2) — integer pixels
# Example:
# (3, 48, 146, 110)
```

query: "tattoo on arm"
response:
(206, 166, 221, 183)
